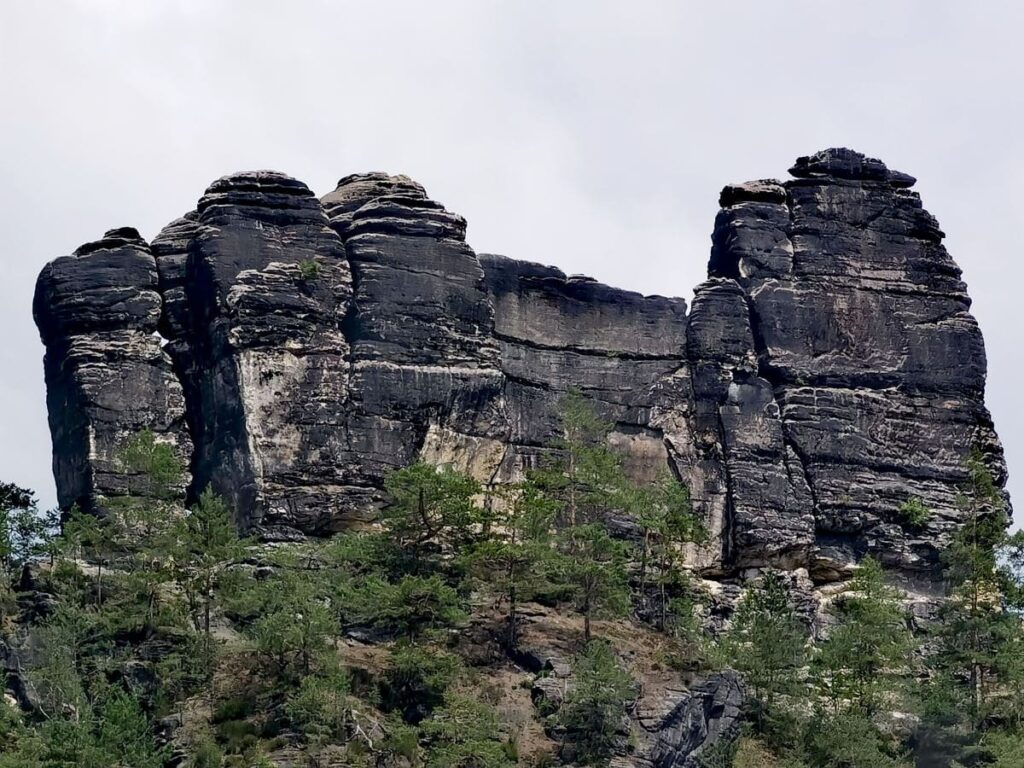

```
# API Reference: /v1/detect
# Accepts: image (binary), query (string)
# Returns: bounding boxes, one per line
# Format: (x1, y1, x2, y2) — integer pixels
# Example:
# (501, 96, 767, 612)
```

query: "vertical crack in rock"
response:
(167, 172, 355, 535)
(711, 148, 1008, 581)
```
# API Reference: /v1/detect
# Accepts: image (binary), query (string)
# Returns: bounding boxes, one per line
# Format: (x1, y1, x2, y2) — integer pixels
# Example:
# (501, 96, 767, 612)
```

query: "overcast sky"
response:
(1, 1, 1020, 517)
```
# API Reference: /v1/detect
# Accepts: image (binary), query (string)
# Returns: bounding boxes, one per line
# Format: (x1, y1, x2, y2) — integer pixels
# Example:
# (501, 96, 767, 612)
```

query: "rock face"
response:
(707, 148, 1007, 577)
(642, 671, 744, 768)
(34, 149, 1009, 578)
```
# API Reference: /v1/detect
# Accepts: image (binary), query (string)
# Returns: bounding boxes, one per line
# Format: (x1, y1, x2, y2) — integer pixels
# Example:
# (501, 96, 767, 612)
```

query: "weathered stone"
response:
(325, 173, 508, 494)
(639, 671, 744, 768)
(183, 171, 354, 534)
(708, 147, 1007, 575)
(481, 253, 687, 491)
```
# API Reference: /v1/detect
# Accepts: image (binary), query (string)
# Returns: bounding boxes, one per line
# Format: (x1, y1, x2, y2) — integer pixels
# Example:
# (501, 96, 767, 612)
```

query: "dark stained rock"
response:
(32, 148, 1010, 582)
(708, 147, 1007, 576)
(151, 212, 199, 341)
(320, 172, 427, 238)
(323, 173, 508, 494)
(180, 171, 354, 533)
(789, 146, 916, 187)
(480, 253, 687, 489)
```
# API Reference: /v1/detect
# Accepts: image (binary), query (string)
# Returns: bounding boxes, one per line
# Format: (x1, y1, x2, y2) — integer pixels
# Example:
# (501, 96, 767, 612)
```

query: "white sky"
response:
(1, 1, 1020, 518)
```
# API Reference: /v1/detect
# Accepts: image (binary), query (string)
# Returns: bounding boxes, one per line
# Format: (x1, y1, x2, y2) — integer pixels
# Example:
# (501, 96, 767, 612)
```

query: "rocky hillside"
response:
(32, 148, 1009, 584)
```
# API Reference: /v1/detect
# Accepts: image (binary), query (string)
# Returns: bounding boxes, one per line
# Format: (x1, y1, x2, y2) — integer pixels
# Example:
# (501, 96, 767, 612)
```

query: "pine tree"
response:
(627, 472, 705, 630)
(557, 640, 634, 766)
(465, 480, 557, 647)
(723, 571, 808, 734)
(555, 523, 630, 643)
(381, 461, 482, 572)
(813, 556, 914, 716)
(532, 390, 623, 528)
(918, 450, 1024, 764)
(0, 482, 39, 622)
(169, 487, 248, 673)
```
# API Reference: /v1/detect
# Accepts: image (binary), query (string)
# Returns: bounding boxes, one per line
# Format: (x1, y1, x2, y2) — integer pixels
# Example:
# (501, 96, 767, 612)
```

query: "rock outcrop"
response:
(34, 149, 1009, 578)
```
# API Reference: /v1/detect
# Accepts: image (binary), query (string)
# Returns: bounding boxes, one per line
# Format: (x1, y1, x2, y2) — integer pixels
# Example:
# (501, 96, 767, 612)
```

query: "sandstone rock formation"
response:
(34, 148, 1009, 579)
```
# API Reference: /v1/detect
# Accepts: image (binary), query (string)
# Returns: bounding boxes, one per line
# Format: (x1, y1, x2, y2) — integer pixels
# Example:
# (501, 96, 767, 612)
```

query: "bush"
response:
(190, 737, 224, 768)
(896, 497, 930, 529)
(380, 643, 462, 724)
(347, 574, 467, 639)
(801, 709, 909, 768)
(285, 670, 354, 743)
(420, 693, 515, 768)
(297, 259, 320, 281)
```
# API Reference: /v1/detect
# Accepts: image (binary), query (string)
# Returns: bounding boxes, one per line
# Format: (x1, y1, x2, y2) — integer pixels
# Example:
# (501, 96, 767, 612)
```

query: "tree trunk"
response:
(509, 578, 518, 648)
(583, 593, 592, 644)
(639, 529, 649, 613)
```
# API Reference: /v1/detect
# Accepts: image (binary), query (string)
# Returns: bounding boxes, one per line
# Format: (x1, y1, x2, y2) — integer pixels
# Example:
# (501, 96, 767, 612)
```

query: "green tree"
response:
(380, 642, 462, 724)
(66, 430, 187, 630)
(346, 573, 467, 640)
(813, 557, 913, 716)
(626, 472, 705, 629)
(61, 507, 117, 606)
(897, 496, 931, 530)
(722, 571, 807, 734)
(92, 689, 171, 768)
(532, 390, 623, 528)
(285, 668, 357, 745)
(466, 480, 556, 647)
(555, 523, 630, 643)
(116, 428, 183, 501)
(0, 483, 47, 570)
(556, 390, 615, 527)
(557, 640, 633, 766)
(0, 482, 39, 623)
(420, 692, 516, 768)
(918, 451, 1024, 764)
(169, 487, 248, 670)
(802, 708, 910, 768)
(245, 558, 338, 683)
(382, 461, 482, 571)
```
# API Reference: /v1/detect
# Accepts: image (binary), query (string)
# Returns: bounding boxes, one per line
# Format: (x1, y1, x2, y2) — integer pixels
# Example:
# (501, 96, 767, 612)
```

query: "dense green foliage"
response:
(2, 401, 1023, 767)
(812, 556, 913, 716)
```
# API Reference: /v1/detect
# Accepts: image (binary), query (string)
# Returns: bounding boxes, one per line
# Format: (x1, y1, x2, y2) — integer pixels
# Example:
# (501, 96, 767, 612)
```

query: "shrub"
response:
(285, 670, 354, 743)
(896, 497, 930, 529)
(297, 259, 320, 281)
(420, 693, 515, 768)
(381, 642, 462, 724)
(347, 574, 467, 639)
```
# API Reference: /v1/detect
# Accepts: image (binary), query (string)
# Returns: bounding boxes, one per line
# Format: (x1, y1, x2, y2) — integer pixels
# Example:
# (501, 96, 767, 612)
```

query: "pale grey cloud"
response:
(2, 0, 1020, 515)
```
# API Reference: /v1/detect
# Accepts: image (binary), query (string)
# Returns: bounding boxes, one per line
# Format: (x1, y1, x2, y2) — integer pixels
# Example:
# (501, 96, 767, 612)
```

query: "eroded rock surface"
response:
(34, 149, 1009, 579)
(709, 148, 1006, 576)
